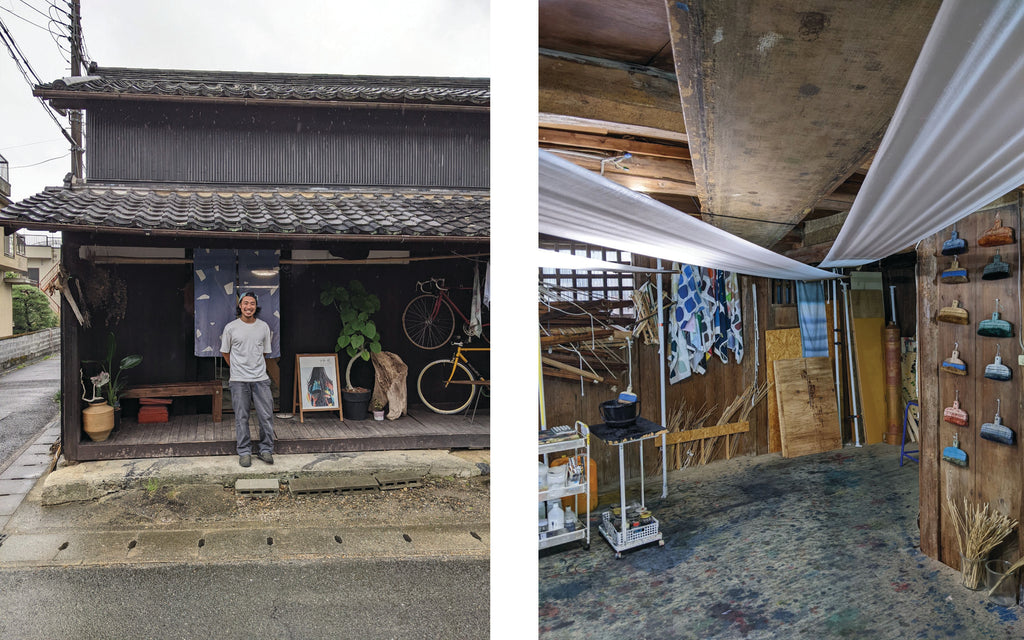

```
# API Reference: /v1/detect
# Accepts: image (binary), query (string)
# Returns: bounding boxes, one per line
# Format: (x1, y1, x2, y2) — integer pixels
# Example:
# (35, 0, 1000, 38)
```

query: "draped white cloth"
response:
(822, 1, 1024, 267)
(539, 150, 837, 281)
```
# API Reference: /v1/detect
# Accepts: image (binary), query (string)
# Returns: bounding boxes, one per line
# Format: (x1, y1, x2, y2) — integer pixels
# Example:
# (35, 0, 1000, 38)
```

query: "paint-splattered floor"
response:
(539, 444, 1024, 639)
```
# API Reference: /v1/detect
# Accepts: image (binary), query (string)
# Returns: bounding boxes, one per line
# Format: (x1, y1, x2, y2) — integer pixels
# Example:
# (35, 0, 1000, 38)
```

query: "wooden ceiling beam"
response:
(543, 148, 698, 196)
(539, 50, 687, 142)
(539, 127, 691, 160)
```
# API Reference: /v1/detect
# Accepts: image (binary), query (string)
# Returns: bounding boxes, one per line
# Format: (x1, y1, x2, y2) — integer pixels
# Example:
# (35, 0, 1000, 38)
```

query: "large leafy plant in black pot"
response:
(321, 280, 382, 419)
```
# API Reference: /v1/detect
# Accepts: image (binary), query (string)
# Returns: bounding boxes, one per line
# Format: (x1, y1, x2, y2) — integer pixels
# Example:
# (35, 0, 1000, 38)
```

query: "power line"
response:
(16, 0, 50, 21)
(0, 138, 64, 151)
(0, 4, 47, 32)
(12, 152, 69, 168)
(0, 16, 76, 148)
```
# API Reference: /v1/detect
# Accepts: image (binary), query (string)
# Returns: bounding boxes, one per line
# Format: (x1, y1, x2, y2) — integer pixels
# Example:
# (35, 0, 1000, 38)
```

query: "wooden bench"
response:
(121, 381, 223, 422)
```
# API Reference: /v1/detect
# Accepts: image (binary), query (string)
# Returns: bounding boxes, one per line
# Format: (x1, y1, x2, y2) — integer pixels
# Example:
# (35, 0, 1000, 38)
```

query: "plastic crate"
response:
(600, 510, 660, 546)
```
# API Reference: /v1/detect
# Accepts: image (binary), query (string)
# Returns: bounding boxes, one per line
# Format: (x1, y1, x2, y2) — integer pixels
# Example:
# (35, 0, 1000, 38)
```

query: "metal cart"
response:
(590, 416, 667, 557)
(539, 421, 591, 551)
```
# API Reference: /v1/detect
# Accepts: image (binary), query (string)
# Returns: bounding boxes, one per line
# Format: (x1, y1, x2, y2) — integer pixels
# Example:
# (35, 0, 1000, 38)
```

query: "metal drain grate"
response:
(289, 475, 378, 495)
(375, 472, 424, 490)
(0, 533, 7, 547)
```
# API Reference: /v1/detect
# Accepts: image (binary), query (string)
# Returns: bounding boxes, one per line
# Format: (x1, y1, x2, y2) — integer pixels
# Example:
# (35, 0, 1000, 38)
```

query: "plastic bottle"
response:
(564, 506, 576, 531)
(547, 500, 564, 532)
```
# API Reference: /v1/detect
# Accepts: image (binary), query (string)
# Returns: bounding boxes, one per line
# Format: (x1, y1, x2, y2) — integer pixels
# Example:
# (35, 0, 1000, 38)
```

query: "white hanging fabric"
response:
(540, 150, 837, 281)
(822, 1, 1024, 267)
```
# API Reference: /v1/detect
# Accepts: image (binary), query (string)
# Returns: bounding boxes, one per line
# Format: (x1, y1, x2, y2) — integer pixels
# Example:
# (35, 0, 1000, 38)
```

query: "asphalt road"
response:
(0, 356, 60, 470)
(0, 557, 489, 639)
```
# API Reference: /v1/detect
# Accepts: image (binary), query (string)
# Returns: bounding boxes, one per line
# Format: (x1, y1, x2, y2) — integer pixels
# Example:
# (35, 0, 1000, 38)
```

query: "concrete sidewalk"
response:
(0, 419, 60, 531)
(42, 447, 490, 505)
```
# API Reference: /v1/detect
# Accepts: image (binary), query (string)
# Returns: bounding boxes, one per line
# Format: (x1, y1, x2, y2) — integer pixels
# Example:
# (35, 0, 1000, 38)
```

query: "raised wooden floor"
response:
(77, 410, 489, 461)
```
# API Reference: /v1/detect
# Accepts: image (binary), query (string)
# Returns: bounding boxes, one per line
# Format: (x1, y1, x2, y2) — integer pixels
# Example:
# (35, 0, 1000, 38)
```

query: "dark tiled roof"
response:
(36, 67, 489, 107)
(0, 186, 489, 238)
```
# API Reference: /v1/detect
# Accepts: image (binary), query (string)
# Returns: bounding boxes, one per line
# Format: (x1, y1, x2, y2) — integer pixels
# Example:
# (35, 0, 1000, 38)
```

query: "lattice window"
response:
(539, 238, 635, 318)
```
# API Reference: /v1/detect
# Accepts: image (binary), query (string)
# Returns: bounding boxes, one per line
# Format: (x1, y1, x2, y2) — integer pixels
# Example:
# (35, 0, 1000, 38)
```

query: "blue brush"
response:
(942, 433, 968, 467)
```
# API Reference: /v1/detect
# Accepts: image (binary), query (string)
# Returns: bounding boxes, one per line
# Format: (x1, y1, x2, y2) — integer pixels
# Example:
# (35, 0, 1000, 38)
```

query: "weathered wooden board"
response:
(765, 329, 802, 453)
(850, 280, 887, 445)
(773, 357, 841, 459)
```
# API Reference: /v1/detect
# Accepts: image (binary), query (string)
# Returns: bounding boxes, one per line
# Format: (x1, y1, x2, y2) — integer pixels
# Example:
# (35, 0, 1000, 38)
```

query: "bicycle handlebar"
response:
(416, 277, 448, 293)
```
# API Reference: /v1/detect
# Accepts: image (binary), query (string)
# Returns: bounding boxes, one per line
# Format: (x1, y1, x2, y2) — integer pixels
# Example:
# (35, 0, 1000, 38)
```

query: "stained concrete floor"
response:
(539, 443, 1024, 639)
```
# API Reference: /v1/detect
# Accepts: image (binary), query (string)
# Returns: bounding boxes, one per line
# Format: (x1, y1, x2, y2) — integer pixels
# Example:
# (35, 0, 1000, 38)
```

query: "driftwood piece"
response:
(371, 351, 408, 419)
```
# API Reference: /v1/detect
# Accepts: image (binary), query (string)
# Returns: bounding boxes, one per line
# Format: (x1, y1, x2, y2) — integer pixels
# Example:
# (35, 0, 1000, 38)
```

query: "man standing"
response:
(220, 291, 275, 467)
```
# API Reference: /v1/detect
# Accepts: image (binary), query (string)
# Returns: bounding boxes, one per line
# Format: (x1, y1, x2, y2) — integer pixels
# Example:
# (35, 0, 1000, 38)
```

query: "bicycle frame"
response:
(445, 345, 488, 385)
(417, 278, 482, 328)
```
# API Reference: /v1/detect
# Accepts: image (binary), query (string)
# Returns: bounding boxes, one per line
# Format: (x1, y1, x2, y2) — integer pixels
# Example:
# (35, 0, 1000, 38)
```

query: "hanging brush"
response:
(941, 342, 967, 376)
(942, 432, 968, 467)
(941, 256, 968, 284)
(982, 252, 1011, 281)
(984, 344, 1012, 381)
(938, 300, 969, 324)
(980, 399, 1015, 445)
(978, 213, 1016, 247)
(978, 298, 1014, 338)
(943, 389, 968, 426)
(942, 225, 968, 255)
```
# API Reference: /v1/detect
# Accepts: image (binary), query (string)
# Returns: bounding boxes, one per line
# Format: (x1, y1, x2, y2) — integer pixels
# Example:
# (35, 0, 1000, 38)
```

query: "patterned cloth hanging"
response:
(713, 269, 730, 363)
(668, 268, 693, 383)
(726, 272, 744, 362)
(678, 264, 708, 375)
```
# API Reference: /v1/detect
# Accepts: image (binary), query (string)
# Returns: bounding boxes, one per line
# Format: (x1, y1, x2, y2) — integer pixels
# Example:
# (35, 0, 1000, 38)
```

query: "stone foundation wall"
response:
(0, 327, 60, 374)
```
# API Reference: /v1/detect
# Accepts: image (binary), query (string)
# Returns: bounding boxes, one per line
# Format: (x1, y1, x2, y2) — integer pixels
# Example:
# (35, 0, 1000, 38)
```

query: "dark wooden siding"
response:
(63, 232, 490, 459)
(87, 103, 489, 188)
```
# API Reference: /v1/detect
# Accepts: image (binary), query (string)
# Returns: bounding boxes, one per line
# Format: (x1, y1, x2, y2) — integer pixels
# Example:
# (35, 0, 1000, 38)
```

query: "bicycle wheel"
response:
(417, 359, 477, 414)
(403, 294, 456, 350)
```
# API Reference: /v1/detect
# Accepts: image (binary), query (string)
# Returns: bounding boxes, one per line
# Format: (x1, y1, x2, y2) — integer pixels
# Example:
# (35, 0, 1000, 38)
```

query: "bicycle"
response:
(417, 341, 489, 414)
(402, 277, 489, 350)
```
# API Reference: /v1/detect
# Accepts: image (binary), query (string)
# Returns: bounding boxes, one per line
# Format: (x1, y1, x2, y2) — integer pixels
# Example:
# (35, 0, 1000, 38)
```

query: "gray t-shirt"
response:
(220, 318, 272, 382)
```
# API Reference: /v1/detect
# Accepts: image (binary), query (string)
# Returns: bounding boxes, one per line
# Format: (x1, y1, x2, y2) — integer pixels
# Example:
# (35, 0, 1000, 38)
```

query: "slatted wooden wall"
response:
(541, 271, 770, 494)
(918, 195, 1023, 569)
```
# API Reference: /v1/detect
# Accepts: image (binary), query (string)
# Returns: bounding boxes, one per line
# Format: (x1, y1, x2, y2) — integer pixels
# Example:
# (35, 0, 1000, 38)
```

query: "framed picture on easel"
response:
(293, 354, 343, 422)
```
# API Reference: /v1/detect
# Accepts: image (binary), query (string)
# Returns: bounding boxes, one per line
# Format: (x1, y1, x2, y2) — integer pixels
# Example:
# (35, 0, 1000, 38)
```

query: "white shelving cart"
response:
(590, 416, 667, 557)
(539, 421, 591, 551)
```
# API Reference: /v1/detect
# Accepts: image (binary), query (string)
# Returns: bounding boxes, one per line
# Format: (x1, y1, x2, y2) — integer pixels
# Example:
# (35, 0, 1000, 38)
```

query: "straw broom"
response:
(729, 381, 772, 459)
(945, 497, 1018, 589)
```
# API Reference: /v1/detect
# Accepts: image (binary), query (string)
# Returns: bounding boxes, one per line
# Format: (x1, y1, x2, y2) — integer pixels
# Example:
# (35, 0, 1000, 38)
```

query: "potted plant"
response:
(321, 280, 382, 420)
(81, 332, 142, 440)
(371, 399, 386, 421)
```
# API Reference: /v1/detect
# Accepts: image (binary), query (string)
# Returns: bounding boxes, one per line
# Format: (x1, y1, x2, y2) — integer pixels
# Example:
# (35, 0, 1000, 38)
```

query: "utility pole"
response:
(69, 0, 83, 181)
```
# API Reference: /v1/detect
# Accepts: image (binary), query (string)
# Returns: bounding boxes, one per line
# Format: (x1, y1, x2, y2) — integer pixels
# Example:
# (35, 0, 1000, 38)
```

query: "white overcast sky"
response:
(0, 0, 491, 202)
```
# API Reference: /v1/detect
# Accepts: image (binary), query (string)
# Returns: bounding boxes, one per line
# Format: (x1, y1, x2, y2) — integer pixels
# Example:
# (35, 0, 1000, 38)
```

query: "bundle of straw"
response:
(945, 497, 1018, 589)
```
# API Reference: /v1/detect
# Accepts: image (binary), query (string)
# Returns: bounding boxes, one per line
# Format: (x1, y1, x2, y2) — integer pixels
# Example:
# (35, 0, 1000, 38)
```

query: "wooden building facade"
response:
(0, 66, 490, 461)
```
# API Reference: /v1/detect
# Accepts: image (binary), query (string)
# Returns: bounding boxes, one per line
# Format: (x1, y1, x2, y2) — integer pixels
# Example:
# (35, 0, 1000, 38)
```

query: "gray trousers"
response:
(230, 379, 275, 455)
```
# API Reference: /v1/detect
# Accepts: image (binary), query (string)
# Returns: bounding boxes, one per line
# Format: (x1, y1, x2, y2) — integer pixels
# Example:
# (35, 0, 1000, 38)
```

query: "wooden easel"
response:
(292, 353, 344, 423)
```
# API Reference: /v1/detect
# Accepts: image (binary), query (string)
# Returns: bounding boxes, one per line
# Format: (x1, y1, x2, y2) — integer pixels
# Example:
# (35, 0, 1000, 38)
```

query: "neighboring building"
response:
(0, 66, 490, 461)
(0, 153, 30, 337)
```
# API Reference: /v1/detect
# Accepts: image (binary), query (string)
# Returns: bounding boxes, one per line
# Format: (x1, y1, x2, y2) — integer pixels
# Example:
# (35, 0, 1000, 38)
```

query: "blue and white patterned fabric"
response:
(726, 272, 743, 362)
(194, 249, 281, 358)
(796, 280, 828, 358)
(668, 269, 693, 383)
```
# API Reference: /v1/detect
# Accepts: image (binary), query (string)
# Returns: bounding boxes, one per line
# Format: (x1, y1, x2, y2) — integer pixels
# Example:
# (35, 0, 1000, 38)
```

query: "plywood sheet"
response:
(765, 329, 802, 453)
(853, 316, 886, 444)
(773, 357, 841, 458)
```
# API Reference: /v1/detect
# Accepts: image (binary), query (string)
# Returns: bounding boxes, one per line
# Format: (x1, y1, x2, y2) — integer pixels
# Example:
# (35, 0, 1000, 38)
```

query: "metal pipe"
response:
(841, 279, 863, 447)
(656, 259, 667, 498)
(831, 275, 843, 436)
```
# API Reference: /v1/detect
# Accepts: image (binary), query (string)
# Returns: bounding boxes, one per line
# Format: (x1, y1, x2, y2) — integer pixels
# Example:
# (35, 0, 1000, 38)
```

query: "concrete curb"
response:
(42, 449, 486, 505)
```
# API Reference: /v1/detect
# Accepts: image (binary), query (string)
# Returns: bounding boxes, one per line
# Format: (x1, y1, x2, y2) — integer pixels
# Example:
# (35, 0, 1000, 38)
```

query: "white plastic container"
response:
(547, 501, 564, 532)
(564, 506, 576, 531)
(547, 465, 567, 490)
(539, 460, 548, 491)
